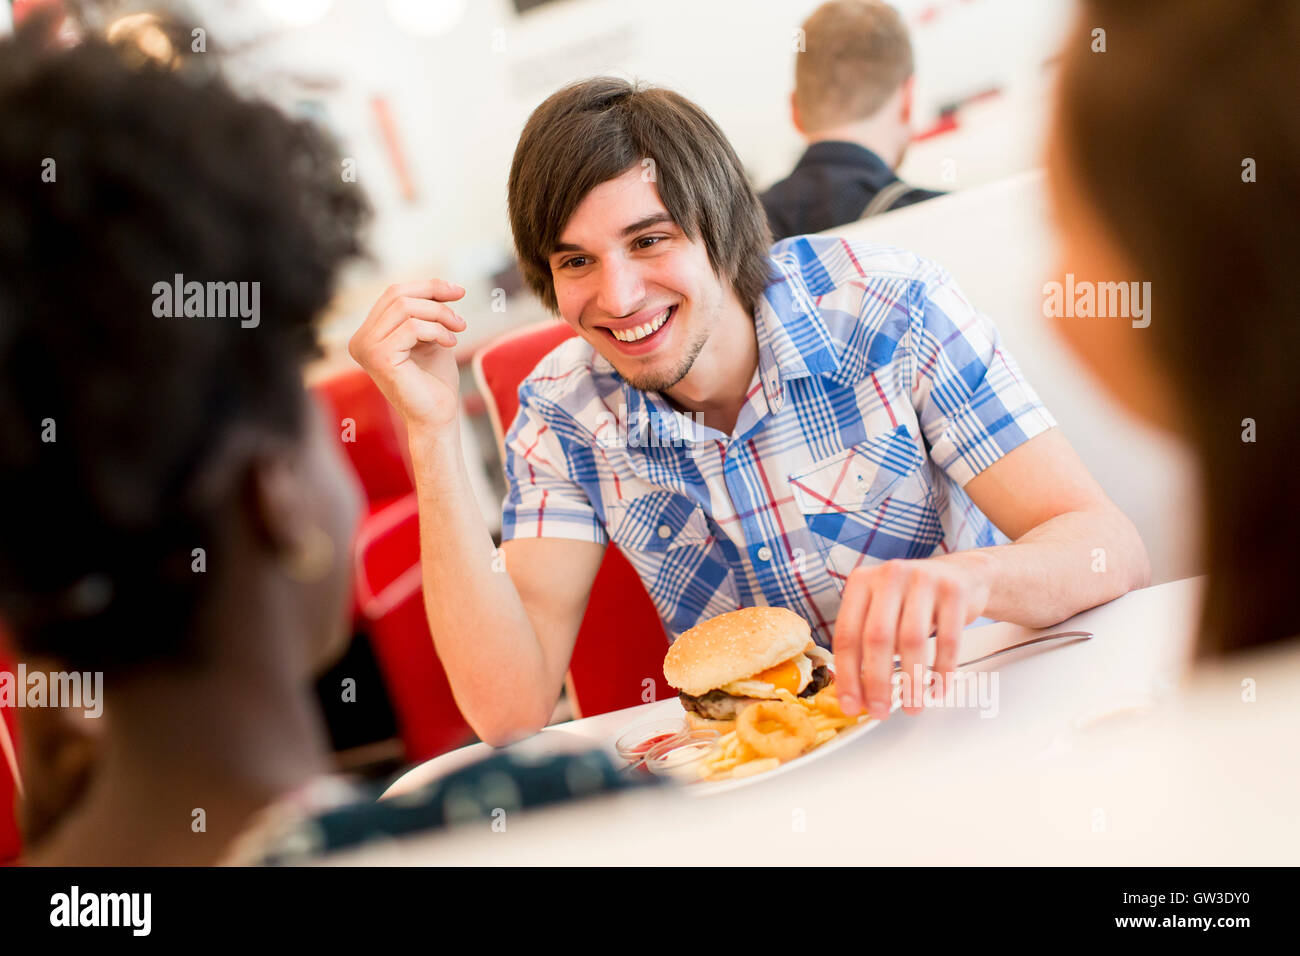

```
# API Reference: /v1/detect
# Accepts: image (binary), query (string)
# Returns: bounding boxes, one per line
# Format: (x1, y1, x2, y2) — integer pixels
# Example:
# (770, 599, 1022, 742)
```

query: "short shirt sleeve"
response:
(908, 267, 1057, 488)
(499, 399, 608, 546)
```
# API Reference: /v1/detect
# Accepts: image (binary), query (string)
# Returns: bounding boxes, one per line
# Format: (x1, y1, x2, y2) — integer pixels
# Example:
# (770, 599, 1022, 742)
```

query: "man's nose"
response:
(595, 257, 645, 319)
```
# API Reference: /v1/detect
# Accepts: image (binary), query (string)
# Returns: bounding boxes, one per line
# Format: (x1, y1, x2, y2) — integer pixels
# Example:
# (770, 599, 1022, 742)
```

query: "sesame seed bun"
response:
(663, 606, 812, 697)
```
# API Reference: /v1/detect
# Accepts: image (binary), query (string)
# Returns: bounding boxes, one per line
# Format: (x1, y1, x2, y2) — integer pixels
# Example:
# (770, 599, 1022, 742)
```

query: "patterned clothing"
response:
(501, 235, 1056, 647)
(225, 749, 653, 865)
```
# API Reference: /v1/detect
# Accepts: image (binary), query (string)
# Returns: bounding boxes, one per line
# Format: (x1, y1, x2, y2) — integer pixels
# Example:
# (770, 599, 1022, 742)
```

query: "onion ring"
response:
(736, 700, 817, 762)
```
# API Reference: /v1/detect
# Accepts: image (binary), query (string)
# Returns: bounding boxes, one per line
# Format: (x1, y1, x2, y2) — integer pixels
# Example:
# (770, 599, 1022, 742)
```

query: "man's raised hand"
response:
(348, 279, 468, 432)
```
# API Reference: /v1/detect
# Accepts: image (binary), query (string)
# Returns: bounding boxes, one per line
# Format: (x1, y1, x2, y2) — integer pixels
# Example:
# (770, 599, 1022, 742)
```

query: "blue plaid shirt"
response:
(500, 235, 1056, 646)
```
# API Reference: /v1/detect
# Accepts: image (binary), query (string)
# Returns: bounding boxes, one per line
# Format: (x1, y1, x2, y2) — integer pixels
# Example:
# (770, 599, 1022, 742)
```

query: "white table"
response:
(361, 577, 1300, 865)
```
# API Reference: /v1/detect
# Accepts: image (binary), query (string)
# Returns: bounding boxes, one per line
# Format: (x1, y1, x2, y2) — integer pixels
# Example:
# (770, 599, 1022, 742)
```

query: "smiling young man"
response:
(349, 78, 1149, 745)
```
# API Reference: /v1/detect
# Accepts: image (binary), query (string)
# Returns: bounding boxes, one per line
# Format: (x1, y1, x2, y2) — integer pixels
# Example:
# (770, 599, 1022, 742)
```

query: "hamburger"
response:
(663, 606, 834, 733)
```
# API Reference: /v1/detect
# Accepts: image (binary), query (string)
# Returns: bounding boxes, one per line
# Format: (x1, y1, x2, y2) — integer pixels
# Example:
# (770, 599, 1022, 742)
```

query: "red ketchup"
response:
(628, 732, 679, 757)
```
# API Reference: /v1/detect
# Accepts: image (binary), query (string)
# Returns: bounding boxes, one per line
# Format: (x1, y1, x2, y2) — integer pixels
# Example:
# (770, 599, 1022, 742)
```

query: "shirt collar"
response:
(591, 351, 718, 446)
(592, 253, 841, 431)
(793, 140, 897, 190)
(753, 251, 842, 410)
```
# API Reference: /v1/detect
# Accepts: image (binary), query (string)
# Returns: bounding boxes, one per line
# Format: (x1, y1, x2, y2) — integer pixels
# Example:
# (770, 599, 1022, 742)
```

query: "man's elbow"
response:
(1115, 510, 1152, 592)
(1130, 542, 1152, 591)
(467, 703, 552, 749)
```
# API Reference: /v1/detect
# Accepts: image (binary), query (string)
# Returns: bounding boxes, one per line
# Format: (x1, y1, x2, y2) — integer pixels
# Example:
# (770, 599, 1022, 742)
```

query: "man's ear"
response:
(790, 91, 806, 136)
(899, 75, 915, 125)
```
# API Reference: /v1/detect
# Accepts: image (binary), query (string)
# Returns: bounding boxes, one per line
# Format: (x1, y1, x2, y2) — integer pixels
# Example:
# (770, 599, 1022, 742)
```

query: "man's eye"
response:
(561, 256, 588, 269)
(635, 236, 664, 250)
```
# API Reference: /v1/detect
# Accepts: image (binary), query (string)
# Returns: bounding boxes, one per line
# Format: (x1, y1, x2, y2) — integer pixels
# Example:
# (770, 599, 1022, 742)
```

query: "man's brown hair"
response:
(795, 0, 914, 133)
(507, 77, 772, 317)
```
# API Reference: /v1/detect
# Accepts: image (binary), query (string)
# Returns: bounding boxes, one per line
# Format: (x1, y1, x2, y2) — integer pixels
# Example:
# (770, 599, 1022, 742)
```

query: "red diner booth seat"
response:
(313, 367, 415, 510)
(0, 640, 22, 864)
(313, 371, 475, 762)
(472, 320, 674, 718)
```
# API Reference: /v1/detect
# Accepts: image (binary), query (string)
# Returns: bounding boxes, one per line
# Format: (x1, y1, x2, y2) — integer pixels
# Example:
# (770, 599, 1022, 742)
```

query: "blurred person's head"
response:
(792, 0, 916, 167)
(0, 20, 367, 860)
(508, 77, 771, 395)
(1047, 0, 1300, 657)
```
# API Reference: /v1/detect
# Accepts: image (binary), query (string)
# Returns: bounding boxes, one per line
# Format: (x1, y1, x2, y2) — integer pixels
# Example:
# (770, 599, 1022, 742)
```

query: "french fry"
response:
(812, 686, 848, 720)
(729, 757, 780, 778)
(693, 681, 879, 783)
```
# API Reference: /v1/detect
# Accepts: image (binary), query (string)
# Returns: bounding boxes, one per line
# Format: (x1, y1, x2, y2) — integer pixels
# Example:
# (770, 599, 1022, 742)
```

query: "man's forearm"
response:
(407, 428, 554, 745)
(945, 506, 1150, 628)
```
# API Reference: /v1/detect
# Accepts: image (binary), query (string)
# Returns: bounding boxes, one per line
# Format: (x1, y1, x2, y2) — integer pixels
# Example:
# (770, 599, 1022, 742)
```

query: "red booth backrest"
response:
(312, 370, 475, 763)
(0, 641, 22, 863)
(314, 369, 413, 507)
(473, 321, 673, 717)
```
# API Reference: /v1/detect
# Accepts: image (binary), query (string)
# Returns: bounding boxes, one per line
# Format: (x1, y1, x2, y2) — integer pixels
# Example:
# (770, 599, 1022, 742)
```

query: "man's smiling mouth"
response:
(605, 305, 674, 344)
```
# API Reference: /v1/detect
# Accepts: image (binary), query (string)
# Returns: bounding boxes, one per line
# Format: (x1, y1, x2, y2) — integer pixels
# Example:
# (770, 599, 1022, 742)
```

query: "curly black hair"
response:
(0, 24, 369, 671)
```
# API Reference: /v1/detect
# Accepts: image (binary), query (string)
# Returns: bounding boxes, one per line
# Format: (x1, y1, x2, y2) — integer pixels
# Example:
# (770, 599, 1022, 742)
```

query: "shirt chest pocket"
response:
(787, 424, 945, 582)
(604, 491, 711, 551)
(602, 490, 739, 631)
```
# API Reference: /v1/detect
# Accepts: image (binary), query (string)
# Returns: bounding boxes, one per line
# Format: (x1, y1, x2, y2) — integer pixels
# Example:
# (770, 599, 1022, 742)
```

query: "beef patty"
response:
(678, 665, 832, 720)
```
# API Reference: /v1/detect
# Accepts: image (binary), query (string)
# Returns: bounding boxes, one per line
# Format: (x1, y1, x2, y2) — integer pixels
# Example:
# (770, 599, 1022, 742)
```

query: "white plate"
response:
(687, 696, 904, 796)
(600, 692, 904, 796)
(381, 728, 597, 800)
(386, 691, 902, 801)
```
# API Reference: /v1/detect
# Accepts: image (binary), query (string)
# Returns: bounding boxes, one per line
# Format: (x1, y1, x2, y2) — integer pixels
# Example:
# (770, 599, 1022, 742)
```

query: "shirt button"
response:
(657, 525, 673, 539)
(757, 546, 773, 562)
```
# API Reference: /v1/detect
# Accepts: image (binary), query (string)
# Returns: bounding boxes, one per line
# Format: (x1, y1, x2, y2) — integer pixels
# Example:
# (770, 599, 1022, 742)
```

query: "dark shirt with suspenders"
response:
(760, 140, 946, 242)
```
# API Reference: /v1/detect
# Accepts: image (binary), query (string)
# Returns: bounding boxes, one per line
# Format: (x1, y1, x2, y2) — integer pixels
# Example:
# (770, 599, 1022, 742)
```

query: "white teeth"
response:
(611, 308, 671, 343)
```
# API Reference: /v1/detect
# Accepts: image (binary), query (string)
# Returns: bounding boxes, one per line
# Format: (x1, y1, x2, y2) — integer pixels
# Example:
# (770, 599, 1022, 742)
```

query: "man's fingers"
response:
(356, 279, 466, 341)
(381, 316, 458, 358)
(351, 300, 465, 370)
(831, 574, 870, 716)
(859, 563, 904, 721)
(421, 278, 468, 303)
(375, 295, 466, 341)
(376, 279, 466, 313)
(931, 586, 965, 698)
(896, 585, 935, 715)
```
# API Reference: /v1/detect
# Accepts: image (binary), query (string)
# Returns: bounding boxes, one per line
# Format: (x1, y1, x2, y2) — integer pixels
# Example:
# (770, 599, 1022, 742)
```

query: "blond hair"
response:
(795, 0, 914, 133)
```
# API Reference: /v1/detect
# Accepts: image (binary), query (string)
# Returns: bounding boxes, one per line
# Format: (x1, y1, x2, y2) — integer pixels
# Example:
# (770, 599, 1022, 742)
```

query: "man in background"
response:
(762, 0, 944, 240)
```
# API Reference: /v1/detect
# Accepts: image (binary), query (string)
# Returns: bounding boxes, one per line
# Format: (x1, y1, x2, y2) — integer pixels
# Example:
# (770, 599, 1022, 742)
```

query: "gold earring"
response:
(283, 524, 335, 583)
